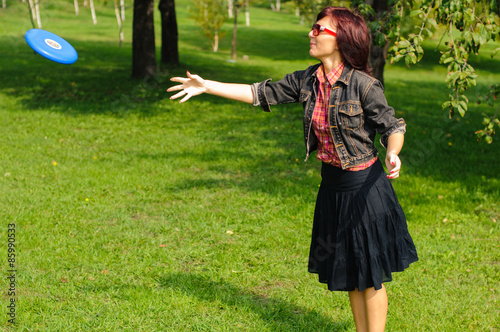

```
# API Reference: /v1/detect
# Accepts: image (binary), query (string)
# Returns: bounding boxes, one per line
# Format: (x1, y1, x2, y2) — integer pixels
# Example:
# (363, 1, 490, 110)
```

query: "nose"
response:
(308, 29, 315, 39)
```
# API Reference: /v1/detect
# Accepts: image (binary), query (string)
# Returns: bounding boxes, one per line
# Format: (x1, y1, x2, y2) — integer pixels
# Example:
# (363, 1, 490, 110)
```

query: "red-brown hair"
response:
(316, 7, 372, 75)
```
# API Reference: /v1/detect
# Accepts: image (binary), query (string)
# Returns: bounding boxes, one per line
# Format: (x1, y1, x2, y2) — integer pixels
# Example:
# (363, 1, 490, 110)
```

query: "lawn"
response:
(0, 1, 499, 331)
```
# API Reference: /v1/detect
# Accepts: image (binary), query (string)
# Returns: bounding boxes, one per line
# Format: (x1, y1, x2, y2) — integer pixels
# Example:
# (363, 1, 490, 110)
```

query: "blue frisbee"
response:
(25, 29, 78, 64)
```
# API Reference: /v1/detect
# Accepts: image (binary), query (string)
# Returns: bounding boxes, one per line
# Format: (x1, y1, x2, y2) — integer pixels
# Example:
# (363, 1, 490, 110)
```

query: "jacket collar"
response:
(311, 63, 354, 85)
(336, 64, 354, 85)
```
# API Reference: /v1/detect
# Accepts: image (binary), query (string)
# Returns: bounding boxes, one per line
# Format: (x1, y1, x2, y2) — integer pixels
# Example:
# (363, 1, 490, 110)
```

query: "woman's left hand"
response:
(385, 152, 401, 179)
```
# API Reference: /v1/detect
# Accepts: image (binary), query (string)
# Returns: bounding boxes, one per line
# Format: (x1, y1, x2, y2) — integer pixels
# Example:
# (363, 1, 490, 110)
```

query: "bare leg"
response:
(365, 285, 387, 332)
(349, 288, 367, 332)
(349, 285, 388, 332)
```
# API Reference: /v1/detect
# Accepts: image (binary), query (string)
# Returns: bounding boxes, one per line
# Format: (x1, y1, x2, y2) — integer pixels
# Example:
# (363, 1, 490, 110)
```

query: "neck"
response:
(321, 58, 343, 75)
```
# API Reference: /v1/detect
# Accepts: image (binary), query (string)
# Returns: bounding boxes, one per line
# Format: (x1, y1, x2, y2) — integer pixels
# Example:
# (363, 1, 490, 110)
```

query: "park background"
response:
(0, 0, 499, 330)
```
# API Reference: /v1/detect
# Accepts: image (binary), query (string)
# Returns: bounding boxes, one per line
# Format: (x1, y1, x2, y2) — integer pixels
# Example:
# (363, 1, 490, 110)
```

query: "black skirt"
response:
(308, 159, 418, 292)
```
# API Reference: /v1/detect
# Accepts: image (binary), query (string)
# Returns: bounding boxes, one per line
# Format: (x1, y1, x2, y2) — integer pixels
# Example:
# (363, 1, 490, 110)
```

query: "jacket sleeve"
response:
(361, 80, 406, 148)
(251, 69, 307, 112)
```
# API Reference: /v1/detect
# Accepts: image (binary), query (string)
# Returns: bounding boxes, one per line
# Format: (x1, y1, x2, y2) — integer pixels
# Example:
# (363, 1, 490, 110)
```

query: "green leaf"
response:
(398, 40, 410, 48)
(491, 47, 500, 58)
(459, 100, 468, 114)
(390, 54, 404, 63)
(446, 71, 460, 83)
(467, 78, 477, 86)
(405, 53, 417, 67)
(374, 32, 386, 47)
(457, 105, 466, 117)
(410, 9, 422, 17)
(442, 101, 451, 109)
(370, 21, 381, 32)
(443, 57, 455, 64)
(427, 18, 438, 29)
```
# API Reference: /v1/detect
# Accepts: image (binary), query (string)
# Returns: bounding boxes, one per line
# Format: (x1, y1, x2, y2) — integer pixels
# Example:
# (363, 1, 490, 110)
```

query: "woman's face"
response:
(309, 16, 340, 63)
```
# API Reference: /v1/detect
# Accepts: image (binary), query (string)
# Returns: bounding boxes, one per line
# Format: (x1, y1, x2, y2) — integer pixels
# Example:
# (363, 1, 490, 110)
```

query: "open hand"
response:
(167, 71, 206, 103)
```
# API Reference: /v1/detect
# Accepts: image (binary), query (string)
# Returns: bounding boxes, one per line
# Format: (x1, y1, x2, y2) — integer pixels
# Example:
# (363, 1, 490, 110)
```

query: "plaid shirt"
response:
(313, 64, 377, 171)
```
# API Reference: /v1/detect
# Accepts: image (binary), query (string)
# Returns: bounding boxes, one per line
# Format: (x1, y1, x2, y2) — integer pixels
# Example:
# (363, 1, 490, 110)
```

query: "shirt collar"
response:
(316, 62, 345, 85)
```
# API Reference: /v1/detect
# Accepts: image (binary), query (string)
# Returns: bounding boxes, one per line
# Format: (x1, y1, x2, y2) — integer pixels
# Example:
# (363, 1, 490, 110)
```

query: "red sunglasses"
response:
(311, 24, 337, 37)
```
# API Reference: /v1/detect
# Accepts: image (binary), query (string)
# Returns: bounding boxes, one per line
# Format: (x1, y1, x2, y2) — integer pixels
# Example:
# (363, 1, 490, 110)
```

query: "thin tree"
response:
(113, 0, 124, 47)
(191, 0, 226, 52)
(245, 0, 250, 26)
(120, 0, 125, 20)
(27, 0, 42, 28)
(89, 0, 97, 24)
(228, 0, 233, 18)
(231, 1, 242, 59)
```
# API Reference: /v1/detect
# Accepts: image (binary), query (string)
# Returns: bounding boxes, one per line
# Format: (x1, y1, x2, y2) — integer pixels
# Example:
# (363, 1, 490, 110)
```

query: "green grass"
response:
(0, 1, 499, 331)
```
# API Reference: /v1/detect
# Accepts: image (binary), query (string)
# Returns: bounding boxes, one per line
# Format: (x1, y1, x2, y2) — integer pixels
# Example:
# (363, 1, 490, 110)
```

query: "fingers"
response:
(166, 84, 184, 93)
(386, 153, 401, 179)
(167, 76, 189, 101)
(170, 90, 186, 100)
(169, 90, 194, 103)
(169, 77, 189, 84)
(167, 71, 205, 103)
(180, 93, 192, 103)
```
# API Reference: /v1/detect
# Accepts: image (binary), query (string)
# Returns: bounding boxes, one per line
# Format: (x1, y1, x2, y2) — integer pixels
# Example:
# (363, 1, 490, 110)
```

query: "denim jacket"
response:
(251, 63, 406, 169)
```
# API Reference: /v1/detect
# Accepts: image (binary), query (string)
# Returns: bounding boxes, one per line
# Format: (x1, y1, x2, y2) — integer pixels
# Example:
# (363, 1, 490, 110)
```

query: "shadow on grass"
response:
(0, 28, 307, 116)
(159, 272, 351, 331)
(1, 34, 498, 192)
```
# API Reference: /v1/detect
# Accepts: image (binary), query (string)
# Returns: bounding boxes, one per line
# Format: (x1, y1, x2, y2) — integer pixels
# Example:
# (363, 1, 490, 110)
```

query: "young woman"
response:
(168, 7, 418, 332)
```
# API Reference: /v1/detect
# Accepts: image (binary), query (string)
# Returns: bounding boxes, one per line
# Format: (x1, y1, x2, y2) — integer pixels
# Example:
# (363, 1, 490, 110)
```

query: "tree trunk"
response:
(158, 0, 179, 66)
(228, 0, 233, 18)
(245, 0, 250, 26)
(213, 29, 219, 52)
(363, 0, 388, 85)
(114, 0, 124, 47)
(35, 0, 42, 28)
(120, 0, 125, 20)
(231, 2, 239, 60)
(370, 42, 388, 85)
(89, 0, 97, 24)
(132, 0, 156, 78)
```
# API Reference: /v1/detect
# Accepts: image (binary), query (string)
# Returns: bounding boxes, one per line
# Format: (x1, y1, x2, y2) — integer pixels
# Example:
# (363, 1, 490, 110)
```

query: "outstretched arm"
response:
(168, 71, 254, 104)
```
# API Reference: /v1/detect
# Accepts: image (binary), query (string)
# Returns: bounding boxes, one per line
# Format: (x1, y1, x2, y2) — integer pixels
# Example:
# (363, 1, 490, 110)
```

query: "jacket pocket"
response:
(338, 102, 363, 130)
